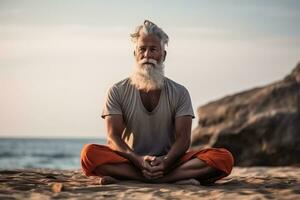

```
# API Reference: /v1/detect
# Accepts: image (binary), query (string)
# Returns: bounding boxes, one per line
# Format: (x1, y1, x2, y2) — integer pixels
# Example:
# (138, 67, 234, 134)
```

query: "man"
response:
(81, 20, 234, 185)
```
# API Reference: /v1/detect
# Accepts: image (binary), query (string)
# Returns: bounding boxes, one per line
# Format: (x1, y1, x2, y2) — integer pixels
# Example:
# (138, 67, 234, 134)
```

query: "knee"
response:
(80, 144, 97, 160)
(222, 148, 234, 166)
(219, 148, 234, 174)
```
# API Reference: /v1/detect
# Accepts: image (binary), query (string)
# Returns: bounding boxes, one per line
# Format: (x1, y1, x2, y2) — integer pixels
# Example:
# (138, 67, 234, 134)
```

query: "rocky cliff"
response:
(192, 63, 300, 166)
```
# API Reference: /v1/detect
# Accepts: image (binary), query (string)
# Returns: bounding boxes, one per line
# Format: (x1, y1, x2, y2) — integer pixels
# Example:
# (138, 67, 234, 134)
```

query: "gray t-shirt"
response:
(101, 77, 194, 156)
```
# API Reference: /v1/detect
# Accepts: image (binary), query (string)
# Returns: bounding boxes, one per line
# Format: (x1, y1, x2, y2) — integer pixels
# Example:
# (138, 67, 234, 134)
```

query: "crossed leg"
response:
(156, 158, 224, 184)
(94, 162, 145, 184)
(94, 158, 223, 185)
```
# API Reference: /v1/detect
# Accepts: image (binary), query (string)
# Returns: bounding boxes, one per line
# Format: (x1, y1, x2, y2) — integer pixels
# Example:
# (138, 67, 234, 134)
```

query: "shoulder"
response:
(108, 77, 131, 93)
(111, 77, 131, 89)
(106, 77, 132, 101)
(164, 77, 193, 109)
(164, 77, 189, 94)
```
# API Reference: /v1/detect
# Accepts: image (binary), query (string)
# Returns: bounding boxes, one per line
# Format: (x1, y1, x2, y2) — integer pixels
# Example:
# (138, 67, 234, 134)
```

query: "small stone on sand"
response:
(51, 182, 63, 193)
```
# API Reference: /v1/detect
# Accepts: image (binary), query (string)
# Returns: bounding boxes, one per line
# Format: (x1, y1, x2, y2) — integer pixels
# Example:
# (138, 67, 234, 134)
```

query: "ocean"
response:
(0, 138, 106, 170)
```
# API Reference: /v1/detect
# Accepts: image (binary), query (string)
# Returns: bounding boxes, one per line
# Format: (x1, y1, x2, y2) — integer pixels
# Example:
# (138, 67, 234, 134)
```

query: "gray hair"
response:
(130, 20, 169, 50)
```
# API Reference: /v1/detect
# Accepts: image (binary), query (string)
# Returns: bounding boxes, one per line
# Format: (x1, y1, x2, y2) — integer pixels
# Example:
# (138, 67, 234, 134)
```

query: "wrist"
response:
(132, 154, 144, 168)
(162, 156, 171, 171)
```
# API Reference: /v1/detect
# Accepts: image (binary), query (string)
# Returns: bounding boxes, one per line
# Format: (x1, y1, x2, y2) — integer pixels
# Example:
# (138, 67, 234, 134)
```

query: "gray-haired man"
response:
(81, 20, 234, 185)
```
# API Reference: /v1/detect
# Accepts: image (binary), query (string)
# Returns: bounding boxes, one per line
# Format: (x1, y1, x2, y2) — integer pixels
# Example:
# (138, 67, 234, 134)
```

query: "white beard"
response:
(130, 58, 165, 91)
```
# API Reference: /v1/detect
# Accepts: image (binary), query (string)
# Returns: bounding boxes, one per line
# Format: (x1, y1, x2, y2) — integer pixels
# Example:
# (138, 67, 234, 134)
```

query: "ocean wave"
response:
(0, 152, 23, 158)
(0, 138, 95, 169)
(31, 153, 76, 159)
(0, 152, 76, 159)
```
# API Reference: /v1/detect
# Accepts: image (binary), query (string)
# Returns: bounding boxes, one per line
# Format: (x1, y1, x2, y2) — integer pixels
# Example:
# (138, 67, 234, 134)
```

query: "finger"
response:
(141, 157, 153, 168)
(149, 171, 164, 177)
(142, 170, 150, 179)
(144, 164, 159, 173)
(144, 156, 156, 162)
(142, 162, 153, 171)
(143, 174, 152, 179)
(151, 174, 164, 179)
(151, 159, 162, 166)
(143, 170, 163, 179)
(142, 170, 153, 179)
(148, 172, 164, 180)
(149, 165, 163, 173)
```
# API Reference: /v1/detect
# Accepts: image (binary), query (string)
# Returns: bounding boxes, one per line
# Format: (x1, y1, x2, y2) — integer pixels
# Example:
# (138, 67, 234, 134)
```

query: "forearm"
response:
(107, 134, 140, 166)
(163, 136, 190, 171)
(163, 116, 192, 172)
(105, 115, 141, 167)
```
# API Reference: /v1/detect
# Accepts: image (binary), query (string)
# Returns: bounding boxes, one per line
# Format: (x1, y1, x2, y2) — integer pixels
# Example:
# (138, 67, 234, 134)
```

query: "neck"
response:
(139, 88, 161, 93)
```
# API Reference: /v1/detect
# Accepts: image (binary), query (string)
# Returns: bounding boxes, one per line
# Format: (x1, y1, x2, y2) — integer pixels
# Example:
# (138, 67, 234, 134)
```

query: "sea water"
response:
(0, 138, 105, 170)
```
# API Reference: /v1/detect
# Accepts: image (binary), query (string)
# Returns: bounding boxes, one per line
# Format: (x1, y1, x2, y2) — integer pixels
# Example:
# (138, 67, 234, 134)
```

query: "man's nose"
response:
(143, 49, 152, 58)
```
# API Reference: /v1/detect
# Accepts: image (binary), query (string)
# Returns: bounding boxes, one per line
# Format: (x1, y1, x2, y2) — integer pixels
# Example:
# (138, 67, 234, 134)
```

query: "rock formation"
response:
(192, 63, 300, 166)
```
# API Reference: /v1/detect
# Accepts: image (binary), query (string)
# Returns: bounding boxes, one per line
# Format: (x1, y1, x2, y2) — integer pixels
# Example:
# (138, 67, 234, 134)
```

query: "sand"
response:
(0, 167, 299, 200)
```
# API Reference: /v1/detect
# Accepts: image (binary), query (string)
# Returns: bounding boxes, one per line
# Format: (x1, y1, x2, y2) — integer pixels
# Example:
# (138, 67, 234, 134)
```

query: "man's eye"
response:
(139, 48, 146, 52)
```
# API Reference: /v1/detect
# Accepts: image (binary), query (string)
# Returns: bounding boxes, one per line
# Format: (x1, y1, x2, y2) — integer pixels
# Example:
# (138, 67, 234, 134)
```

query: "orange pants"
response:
(80, 144, 234, 182)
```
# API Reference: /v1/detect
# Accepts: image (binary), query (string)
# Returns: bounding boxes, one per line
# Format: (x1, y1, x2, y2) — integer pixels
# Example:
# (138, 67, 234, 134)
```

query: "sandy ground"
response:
(0, 167, 299, 200)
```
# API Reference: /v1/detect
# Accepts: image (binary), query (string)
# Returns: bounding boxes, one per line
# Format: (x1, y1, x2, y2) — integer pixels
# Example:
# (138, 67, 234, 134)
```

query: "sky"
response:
(0, 0, 299, 138)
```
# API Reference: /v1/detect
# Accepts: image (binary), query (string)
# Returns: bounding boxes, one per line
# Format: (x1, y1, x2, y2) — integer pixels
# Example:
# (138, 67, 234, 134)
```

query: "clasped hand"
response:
(140, 155, 166, 180)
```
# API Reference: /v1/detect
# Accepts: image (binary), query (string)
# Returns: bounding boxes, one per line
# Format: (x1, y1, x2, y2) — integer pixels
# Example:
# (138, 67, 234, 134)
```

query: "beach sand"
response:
(0, 167, 299, 199)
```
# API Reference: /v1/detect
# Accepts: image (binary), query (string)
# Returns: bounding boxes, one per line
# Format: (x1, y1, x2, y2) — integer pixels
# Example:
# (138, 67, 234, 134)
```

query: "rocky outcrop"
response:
(192, 63, 300, 166)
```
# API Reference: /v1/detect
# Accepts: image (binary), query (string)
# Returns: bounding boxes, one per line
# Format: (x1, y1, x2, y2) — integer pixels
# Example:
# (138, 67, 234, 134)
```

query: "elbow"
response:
(107, 138, 114, 148)
(107, 134, 118, 150)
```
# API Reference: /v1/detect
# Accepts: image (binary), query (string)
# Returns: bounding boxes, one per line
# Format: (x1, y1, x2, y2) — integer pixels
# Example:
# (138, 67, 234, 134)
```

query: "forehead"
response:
(136, 33, 161, 47)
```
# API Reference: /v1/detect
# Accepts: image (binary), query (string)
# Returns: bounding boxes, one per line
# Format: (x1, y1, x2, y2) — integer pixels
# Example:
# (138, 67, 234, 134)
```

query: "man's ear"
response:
(133, 51, 136, 56)
(163, 50, 167, 61)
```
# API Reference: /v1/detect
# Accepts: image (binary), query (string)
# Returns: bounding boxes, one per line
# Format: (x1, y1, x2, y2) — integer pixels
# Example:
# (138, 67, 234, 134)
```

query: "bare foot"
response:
(99, 176, 119, 185)
(175, 178, 200, 186)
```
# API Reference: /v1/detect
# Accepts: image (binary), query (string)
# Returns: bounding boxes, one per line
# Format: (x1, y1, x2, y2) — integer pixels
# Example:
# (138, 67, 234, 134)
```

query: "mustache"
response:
(138, 58, 158, 66)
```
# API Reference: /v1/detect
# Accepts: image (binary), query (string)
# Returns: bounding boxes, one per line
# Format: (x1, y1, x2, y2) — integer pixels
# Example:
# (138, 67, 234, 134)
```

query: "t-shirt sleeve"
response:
(101, 85, 123, 119)
(175, 88, 195, 118)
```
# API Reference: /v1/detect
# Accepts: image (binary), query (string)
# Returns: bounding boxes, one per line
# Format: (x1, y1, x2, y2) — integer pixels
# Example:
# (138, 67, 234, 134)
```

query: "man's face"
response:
(134, 33, 165, 66)
(131, 33, 165, 91)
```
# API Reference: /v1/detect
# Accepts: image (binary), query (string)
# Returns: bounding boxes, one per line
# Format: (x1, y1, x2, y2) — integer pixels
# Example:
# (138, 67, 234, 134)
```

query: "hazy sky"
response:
(1, 0, 299, 138)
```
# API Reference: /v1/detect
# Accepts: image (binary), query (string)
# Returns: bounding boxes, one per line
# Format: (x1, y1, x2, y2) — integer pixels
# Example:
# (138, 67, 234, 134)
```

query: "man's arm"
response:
(105, 115, 154, 171)
(164, 115, 192, 170)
